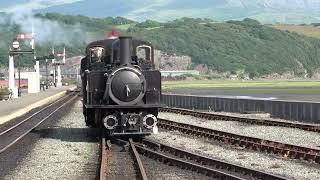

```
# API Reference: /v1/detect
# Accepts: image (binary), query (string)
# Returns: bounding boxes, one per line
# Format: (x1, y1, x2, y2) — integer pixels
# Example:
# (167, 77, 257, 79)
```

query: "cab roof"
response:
(85, 38, 153, 55)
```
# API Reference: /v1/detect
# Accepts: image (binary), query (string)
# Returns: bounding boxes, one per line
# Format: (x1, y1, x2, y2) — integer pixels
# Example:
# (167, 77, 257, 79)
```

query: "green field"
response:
(116, 24, 135, 30)
(273, 24, 320, 39)
(162, 80, 320, 94)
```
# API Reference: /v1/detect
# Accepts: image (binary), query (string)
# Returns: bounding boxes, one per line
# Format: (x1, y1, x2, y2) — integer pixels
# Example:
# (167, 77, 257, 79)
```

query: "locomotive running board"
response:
(112, 132, 151, 136)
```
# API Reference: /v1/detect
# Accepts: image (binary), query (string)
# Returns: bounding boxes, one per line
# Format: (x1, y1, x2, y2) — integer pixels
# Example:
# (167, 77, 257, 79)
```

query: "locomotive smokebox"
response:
(119, 36, 132, 66)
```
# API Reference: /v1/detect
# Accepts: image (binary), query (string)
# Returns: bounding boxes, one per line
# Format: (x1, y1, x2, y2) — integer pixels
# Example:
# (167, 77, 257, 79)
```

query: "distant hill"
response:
(33, 0, 320, 24)
(130, 18, 320, 77)
(1, 13, 320, 78)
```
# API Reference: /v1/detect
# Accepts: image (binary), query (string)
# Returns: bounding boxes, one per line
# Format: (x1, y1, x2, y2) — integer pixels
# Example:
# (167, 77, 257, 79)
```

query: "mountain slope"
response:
(34, 0, 320, 23)
(1, 13, 320, 78)
(129, 18, 320, 76)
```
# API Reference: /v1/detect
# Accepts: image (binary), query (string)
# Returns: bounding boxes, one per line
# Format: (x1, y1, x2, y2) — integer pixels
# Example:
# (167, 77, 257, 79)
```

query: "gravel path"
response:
(148, 131, 320, 180)
(3, 100, 100, 180)
(159, 112, 320, 150)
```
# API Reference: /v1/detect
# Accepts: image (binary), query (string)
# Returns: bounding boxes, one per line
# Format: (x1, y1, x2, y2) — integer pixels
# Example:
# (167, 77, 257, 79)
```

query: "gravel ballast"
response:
(208, 110, 317, 124)
(3, 100, 100, 180)
(148, 131, 320, 179)
(159, 112, 320, 150)
(140, 155, 211, 180)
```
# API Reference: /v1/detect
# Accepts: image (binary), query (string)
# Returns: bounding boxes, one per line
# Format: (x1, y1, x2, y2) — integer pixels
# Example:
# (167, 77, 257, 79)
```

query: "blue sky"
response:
(0, 0, 83, 12)
(1, 0, 319, 23)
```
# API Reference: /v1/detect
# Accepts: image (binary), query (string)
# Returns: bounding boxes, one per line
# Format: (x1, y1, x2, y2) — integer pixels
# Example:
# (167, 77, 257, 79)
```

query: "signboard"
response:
(12, 40, 20, 49)
(52, 47, 66, 65)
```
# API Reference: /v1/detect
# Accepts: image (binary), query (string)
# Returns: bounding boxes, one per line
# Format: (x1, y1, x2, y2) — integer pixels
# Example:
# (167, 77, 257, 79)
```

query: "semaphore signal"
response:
(16, 34, 33, 39)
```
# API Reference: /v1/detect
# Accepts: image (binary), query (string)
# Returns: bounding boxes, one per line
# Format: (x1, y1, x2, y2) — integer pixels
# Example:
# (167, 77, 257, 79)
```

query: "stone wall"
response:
(154, 50, 192, 70)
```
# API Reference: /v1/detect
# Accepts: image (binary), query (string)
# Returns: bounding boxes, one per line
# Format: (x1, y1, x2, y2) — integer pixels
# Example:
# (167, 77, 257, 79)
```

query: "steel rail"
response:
(158, 118, 320, 163)
(138, 139, 288, 180)
(0, 93, 72, 136)
(134, 143, 245, 180)
(104, 137, 148, 180)
(100, 137, 107, 180)
(0, 93, 79, 154)
(160, 107, 320, 133)
(129, 138, 148, 180)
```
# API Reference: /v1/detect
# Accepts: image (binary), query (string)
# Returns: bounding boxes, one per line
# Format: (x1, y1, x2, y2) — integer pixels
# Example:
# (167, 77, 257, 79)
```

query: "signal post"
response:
(52, 47, 66, 87)
(9, 39, 35, 98)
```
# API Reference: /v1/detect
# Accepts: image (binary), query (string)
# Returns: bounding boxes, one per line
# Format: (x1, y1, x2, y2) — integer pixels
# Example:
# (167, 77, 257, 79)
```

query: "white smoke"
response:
(2, 6, 87, 46)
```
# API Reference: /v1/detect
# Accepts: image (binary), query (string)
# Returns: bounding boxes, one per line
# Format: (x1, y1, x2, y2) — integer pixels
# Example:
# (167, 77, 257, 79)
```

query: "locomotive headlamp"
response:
(143, 114, 157, 129)
(104, 115, 118, 129)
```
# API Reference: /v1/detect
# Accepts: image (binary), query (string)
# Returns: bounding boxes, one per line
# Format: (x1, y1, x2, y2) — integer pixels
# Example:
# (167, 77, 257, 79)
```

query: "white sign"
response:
(12, 41, 20, 49)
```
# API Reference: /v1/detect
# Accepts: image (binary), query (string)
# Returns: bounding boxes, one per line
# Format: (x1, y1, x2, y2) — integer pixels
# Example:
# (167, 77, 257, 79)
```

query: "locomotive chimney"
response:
(119, 36, 132, 66)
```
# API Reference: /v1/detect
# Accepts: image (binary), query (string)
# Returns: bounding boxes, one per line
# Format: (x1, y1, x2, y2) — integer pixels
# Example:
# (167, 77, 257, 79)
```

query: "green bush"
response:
(136, 20, 161, 28)
(0, 86, 9, 94)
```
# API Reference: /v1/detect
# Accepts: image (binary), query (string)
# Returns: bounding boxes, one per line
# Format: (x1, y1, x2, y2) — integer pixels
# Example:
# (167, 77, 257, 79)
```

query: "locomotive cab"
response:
(82, 36, 161, 137)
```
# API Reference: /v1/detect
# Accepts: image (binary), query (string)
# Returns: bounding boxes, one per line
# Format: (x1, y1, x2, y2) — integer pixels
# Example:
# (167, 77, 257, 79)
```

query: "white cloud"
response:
(126, 0, 173, 20)
(0, 0, 83, 13)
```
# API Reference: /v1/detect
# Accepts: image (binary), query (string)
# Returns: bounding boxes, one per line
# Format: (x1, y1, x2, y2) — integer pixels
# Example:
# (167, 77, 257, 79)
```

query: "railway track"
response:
(158, 118, 320, 164)
(101, 136, 288, 179)
(160, 107, 320, 133)
(0, 91, 79, 154)
(136, 139, 288, 180)
(100, 137, 148, 180)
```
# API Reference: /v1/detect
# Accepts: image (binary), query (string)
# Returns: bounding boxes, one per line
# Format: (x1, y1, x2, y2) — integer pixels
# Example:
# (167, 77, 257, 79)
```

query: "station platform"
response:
(0, 86, 76, 125)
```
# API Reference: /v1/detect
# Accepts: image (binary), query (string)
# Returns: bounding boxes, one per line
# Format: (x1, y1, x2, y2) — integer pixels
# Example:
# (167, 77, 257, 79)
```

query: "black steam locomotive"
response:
(80, 36, 161, 136)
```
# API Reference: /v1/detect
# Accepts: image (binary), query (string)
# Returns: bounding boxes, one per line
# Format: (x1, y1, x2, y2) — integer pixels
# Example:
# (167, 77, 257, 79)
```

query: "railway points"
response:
(138, 139, 288, 180)
(1, 91, 319, 179)
(148, 130, 320, 179)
